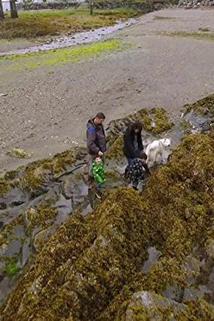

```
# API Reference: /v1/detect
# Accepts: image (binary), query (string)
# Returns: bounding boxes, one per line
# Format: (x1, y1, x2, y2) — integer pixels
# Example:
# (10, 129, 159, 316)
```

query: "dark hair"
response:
(95, 112, 106, 120)
(139, 151, 147, 160)
(131, 121, 142, 132)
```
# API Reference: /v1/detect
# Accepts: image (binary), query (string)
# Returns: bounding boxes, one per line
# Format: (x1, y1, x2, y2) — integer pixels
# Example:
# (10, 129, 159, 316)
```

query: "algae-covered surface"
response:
(0, 95, 214, 320)
(1, 133, 214, 320)
(0, 39, 125, 72)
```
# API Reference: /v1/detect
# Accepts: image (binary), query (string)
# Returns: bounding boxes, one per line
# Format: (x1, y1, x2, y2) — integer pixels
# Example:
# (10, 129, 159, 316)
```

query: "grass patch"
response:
(0, 39, 125, 71)
(0, 7, 138, 39)
(160, 31, 214, 41)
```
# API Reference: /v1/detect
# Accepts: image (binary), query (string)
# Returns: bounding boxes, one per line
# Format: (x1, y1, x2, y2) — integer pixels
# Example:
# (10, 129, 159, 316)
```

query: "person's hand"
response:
(98, 151, 103, 157)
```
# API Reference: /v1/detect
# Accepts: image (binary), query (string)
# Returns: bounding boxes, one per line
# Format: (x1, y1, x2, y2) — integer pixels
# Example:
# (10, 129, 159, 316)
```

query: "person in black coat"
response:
(123, 121, 144, 165)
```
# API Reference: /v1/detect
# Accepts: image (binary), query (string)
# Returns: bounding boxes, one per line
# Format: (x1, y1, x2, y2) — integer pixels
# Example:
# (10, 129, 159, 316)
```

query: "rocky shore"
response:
(0, 94, 214, 320)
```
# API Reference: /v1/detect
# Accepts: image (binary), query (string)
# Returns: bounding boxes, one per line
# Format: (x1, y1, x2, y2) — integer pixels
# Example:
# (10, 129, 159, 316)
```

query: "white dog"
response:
(145, 138, 171, 168)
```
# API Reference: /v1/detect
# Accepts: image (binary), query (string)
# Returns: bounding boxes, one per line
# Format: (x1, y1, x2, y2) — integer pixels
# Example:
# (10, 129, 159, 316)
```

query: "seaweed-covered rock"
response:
(121, 291, 185, 321)
(184, 94, 214, 117)
(119, 291, 214, 321)
(17, 147, 86, 197)
(1, 130, 214, 321)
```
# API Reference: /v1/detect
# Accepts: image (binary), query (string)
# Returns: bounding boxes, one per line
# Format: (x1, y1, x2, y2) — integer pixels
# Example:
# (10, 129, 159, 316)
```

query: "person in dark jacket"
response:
(123, 121, 144, 165)
(87, 112, 106, 157)
(125, 151, 151, 190)
(85, 112, 106, 195)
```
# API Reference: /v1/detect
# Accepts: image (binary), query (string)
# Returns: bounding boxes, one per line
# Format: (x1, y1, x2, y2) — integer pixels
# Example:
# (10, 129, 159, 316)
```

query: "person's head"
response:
(95, 157, 102, 163)
(139, 151, 147, 161)
(131, 121, 142, 134)
(94, 112, 106, 125)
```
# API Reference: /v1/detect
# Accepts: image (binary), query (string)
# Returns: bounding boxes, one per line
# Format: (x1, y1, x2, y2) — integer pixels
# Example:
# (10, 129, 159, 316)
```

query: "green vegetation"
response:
(0, 8, 139, 39)
(160, 31, 214, 41)
(4, 259, 20, 278)
(0, 39, 125, 71)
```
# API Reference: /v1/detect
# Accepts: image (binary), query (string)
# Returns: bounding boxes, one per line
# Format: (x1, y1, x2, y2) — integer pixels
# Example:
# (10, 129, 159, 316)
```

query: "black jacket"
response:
(123, 126, 143, 159)
(87, 119, 106, 156)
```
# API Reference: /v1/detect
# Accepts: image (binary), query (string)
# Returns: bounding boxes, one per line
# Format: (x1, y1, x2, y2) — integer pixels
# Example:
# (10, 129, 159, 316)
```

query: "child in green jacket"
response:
(92, 157, 105, 190)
